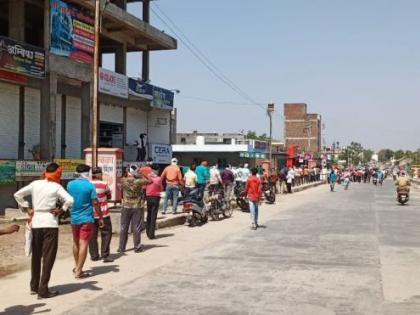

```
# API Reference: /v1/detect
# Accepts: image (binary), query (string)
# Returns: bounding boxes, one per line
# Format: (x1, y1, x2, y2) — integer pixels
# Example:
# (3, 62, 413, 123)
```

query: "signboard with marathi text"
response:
(50, 0, 94, 64)
(54, 159, 85, 180)
(0, 36, 45, 78)
(99, 67, 128, 99)
(15, 161, 49, 178)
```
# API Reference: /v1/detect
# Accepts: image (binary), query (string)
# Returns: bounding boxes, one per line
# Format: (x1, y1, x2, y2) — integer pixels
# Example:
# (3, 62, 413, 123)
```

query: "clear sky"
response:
(112, 0, 420, 151)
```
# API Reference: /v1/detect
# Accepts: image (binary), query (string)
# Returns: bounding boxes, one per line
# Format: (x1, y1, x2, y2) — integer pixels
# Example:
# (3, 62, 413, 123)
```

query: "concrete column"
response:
(9, 0, 25, 41)
(81, 82, 91, 154)
(40, 72, 57, 160)
(115, 43, 127, 75)
(142, 0, 150, 81)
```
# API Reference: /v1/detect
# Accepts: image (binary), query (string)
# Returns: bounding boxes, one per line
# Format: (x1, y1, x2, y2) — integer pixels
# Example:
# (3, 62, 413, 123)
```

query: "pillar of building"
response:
(9, 0, 25, 41)
(115, 43, 127, 75)
(81, 82, 91, 154)
(40, 72, 58, 160)
(142, 0, 150, 81)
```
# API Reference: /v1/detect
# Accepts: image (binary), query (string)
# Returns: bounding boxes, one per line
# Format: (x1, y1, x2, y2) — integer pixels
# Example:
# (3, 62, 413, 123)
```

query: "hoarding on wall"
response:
(54, 159, 85, 180)
(99, 68, 129, 99)
(0, 69, 29, 84)
(15, 161, 49, 177)
(129, 79, 174, 109)
(0, 36, 45, 78)
(151, 144, 172, 164)
(50, 0, 94, 64)
(0, 161, 16, 184)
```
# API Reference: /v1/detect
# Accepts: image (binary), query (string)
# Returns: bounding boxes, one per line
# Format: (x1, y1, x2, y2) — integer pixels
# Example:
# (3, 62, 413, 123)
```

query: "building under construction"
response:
(0, 0, 177, 211)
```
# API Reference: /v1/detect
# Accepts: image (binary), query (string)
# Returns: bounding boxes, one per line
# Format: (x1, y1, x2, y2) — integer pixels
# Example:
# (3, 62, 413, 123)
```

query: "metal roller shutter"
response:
(24, 87, 41, 160)
(0, 82, 19, 159)
(65, 96, 82, 158)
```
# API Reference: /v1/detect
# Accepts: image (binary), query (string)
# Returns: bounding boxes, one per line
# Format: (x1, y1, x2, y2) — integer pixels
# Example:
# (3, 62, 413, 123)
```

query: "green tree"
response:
(246, 130, 257, 139)
(378, 149, 394, 162)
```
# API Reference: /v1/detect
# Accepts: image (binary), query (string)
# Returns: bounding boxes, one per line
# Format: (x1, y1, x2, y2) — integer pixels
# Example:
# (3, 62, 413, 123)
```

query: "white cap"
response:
(171, 158, 178, 165)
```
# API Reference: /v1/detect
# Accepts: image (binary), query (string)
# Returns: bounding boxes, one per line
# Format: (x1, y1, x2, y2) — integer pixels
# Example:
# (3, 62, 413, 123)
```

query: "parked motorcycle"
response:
(208, 185, 233, 221)
(397, 187, 409, 205)
(234, 182, 249, 211)
(183, 188, 208, 226)
(262, 181, 276, 204)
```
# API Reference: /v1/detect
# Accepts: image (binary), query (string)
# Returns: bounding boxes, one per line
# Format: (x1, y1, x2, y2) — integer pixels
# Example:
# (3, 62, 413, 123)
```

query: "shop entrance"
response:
(99, 121, 123, 148)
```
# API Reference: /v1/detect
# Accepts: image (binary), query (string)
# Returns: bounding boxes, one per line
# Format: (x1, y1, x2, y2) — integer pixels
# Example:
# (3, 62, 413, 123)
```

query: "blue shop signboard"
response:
(129, 79, 174, 109)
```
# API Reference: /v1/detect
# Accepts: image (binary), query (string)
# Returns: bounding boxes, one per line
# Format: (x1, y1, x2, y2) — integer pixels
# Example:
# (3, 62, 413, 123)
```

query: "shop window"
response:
(99, 121, 124, 148)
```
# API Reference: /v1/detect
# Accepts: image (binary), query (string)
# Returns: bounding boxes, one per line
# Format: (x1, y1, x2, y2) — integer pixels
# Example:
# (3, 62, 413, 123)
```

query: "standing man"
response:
(286, 168, 294, 193)
(145, 165, 163, 239)
(328, 168, 337, 192)
(184, 164, 198, 199)
(195, 160, 210, 199)
(89, 167, 113, 263)
(245, 168, 262, 230)
(67, 165, 104, 279)
(161, 158, 184, 214)
(208, 165, 223, 196)
(14, 163, 73, 298)
(221, 165, 235, 201)
(119, 165, 151, 253)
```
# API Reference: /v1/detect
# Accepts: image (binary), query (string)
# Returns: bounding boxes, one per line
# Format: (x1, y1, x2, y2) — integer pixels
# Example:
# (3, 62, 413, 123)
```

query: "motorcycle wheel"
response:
(237, 197, 249, 212)
(266, 191, 276, 204)
(223, 202, 233, 218)
(209, 202, 220, 221)
(201, 212, 209, 223)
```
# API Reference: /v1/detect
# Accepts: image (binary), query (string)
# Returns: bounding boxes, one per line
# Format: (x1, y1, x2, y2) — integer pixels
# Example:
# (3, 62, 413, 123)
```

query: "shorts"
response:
(71, 223, 93, 241)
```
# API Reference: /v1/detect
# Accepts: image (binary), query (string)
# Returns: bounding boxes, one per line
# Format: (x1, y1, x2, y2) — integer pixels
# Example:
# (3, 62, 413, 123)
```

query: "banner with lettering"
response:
(50, 0, 94, 64)
(0, 36, 45, 78)
(0, 160, 16, 184)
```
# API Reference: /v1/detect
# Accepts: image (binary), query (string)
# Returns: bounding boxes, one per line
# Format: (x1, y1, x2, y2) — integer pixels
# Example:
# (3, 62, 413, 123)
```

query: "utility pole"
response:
(92, 0, 101, 168)
(267, 102, 275, 167)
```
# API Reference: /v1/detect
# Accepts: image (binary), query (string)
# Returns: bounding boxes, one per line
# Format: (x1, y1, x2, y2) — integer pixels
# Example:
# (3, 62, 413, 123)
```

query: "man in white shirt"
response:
(14, 163, 73, 299)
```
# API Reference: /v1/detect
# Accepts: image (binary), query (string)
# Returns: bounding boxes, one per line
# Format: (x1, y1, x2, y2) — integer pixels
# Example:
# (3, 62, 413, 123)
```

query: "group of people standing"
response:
(12, 159, 164, 299)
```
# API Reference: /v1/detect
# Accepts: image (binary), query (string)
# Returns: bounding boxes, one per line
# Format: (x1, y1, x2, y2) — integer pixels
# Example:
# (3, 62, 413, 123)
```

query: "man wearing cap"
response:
(118, 165, 151, 253)
(161, 158, 183, 215)
(89, 167, 114, 263)
(67, 164, 104, 279)
(14, 162, 74, 298)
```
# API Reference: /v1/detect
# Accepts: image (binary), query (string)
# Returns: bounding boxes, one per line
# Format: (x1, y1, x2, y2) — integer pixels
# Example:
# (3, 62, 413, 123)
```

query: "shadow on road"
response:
(154, 233, 174, 239)
(142, 244, 168, 252)
(90, 264, 120, 276)
(0, 303, 49, 315)
(51, 281, 102, 296)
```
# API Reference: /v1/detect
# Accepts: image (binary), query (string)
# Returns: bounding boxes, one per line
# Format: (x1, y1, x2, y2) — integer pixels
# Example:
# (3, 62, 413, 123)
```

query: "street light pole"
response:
(92, 0, 101, 168)
(267, 102, 275, 167)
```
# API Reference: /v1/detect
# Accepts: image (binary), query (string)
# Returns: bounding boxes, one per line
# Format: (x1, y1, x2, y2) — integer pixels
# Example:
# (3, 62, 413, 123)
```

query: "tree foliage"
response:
(246, 130, 269, 141)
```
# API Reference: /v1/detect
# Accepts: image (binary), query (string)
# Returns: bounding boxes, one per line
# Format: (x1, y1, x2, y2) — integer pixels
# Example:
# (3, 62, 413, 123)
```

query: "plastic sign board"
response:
(99, 67, 128, 99)
(151, 144, 172, 164)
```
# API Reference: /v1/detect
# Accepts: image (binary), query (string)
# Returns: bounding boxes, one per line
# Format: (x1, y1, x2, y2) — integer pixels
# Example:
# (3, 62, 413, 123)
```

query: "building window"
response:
(181, 137, 186, 144)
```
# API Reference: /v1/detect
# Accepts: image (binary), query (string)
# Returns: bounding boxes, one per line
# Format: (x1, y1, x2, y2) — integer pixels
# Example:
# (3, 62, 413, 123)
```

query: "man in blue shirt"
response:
(195, 160, 210, 199)
(328, 169, 337, 192)
(67, 164, 104, 279)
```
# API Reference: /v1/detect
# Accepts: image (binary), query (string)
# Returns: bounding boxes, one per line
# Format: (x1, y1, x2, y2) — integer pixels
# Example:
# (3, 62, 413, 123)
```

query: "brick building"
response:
(284, 103, 322, 153)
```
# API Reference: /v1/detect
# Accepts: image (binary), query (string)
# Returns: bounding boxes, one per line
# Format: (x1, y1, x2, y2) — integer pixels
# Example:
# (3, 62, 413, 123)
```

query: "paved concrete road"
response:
(64, 181, 420, 315)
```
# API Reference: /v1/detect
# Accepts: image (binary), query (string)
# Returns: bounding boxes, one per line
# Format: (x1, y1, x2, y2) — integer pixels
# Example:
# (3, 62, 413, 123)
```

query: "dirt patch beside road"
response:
(0, 224, 74, 278)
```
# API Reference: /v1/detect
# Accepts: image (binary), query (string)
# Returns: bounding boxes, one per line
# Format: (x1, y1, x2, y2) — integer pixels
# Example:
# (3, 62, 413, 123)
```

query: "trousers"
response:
(119, 207, 144, 251)
(89, 216, 112, 259)
(31, 228, 59, 295)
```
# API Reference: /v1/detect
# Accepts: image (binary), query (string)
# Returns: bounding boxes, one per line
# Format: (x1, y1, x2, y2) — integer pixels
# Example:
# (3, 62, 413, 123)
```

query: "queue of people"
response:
(9, 159, 325, 300)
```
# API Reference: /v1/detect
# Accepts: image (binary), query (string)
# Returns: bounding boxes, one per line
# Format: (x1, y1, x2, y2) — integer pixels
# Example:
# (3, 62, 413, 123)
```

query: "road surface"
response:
(63, 181, 420, 315)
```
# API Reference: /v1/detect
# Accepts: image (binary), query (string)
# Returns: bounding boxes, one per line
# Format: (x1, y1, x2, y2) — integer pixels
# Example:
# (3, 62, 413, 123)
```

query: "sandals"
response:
(75, 271, 92, 279)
